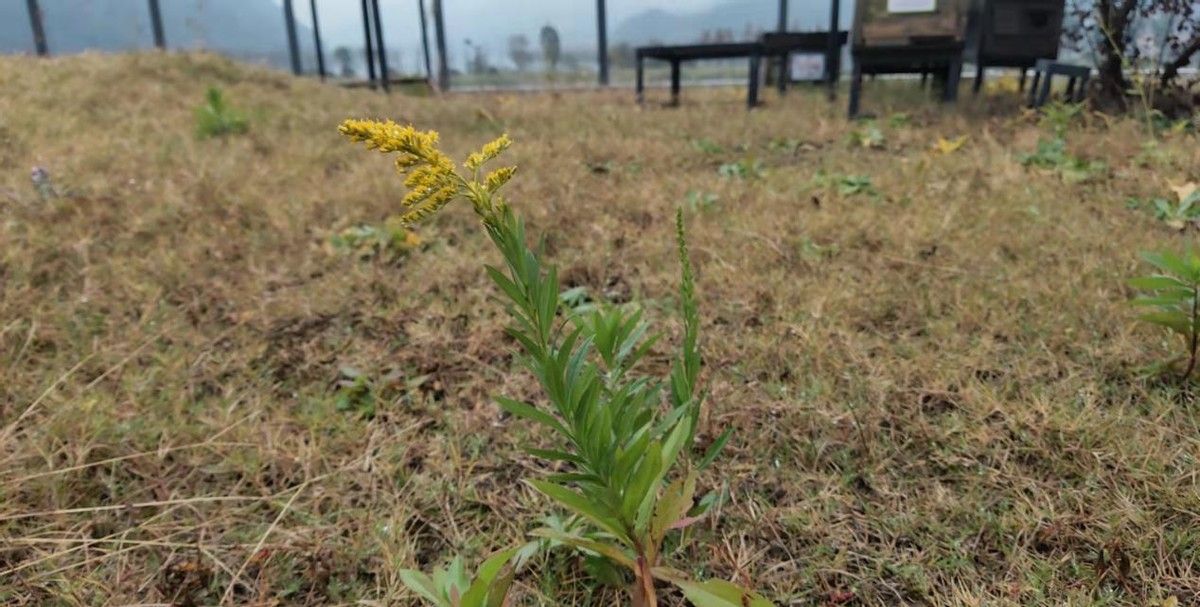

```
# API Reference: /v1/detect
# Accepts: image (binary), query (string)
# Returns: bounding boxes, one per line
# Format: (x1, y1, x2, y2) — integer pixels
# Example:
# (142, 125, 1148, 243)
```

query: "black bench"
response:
(1027, 59, 1090, 108)
(761, 31, 849, 94)
(635, 43, 765, 108)
(848, 41, 965, 118)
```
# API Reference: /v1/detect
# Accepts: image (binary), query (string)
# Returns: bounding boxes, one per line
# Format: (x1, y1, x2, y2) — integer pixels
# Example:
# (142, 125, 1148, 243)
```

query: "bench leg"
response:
(973, 62, 984, 95)
(943, 59, 962, 103)
(1076, 75, 1089, 102)
(748, 52, 761, 108)
(1034, 70, 1052, 108)
(1026, 70, 1041, 107)
(920, 71, 929, 89)
(777, 53, 788, 94)
(1018, 68, 1027, 92)
(670, 59, 681, 106)
(636, 56, 644, 104)
(848, 61, 863, 118)
(1065, 76, 1076, 100)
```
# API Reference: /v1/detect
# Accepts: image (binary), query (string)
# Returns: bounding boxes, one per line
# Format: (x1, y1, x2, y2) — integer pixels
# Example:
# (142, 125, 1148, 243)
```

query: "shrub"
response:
(338, 119, 770, 606)
(195, 87, 248, 139)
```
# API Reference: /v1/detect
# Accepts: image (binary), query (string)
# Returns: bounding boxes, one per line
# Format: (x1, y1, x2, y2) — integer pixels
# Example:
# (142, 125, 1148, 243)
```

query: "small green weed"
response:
(690, 137, 724, 155)
(194, 87, 248, 139)
(1129, 250, 1200, 379)
(1131, 182, 1200, 230)
(329, 219, 422, 261)
(1019, 137, 1105, 184)
(1038, 101, 1084, 137)
(811, 170, 879, 198)
(718, 158, 764, 179)
(684, 190, 719, 212)
(847, 121, 885, 149)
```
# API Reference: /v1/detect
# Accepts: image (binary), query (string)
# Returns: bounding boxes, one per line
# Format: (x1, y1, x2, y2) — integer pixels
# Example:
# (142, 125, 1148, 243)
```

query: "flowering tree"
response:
(1066, 0, 1199, 108)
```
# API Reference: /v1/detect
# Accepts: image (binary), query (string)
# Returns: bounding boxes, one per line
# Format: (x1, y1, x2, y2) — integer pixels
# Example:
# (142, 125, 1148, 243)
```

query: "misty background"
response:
(4, 1, 1190, 85)
(0, 0, 852, 79)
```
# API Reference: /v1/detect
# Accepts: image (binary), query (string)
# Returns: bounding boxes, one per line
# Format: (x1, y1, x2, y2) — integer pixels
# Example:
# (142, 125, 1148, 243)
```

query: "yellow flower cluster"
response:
(339, 118, 516, 226)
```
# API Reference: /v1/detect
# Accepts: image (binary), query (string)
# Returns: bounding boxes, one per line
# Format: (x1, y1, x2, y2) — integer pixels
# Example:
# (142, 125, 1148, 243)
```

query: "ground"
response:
(1, 52, 1198, 606)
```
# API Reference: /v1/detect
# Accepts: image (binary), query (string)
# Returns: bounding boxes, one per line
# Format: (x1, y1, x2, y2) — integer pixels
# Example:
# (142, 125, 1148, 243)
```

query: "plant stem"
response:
(631, 556, 657, 607)
(1186, 284, 1198, 380)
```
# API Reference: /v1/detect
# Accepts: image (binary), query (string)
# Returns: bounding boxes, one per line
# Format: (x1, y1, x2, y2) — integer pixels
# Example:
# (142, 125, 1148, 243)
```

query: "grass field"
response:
(1, 51, 1199, 606)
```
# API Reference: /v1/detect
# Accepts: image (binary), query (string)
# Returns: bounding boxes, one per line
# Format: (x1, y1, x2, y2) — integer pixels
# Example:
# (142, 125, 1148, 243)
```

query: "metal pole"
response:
(371, 0, 390, 92)
(431, 0, 450, 91)
(360, 0, 378, 88)
(826, 0, 841, 100)
(778, 0, 788, 32)
(148, 0, 165, 49)
(596, 0, 609, 86)
(418, 0, 434, 82)
(283, 0, 302, 75)
(310, 0, 327, 80)
(26, 0, 48, 56)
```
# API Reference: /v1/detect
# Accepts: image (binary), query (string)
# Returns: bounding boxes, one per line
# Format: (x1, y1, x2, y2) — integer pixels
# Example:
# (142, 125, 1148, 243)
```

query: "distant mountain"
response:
(0, 0, 312, 67)
(613, 0, 851, 45)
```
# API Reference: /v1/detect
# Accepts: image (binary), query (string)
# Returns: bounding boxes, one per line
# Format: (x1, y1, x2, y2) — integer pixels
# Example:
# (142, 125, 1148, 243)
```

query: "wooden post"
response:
(26, 0, 48, 56)
(418, 0, 434, 82)
(310, 0, 327, 80)
(370, 0, 390, 92)
(283, 0, 302, 75)
(148, 0, 165, 49)
(826, 0, 841, 100)
(432, 0, 450, 91)
(360, 0, 377, 88)
(596, 0, 609, 86)
(778, 0, 788, 31)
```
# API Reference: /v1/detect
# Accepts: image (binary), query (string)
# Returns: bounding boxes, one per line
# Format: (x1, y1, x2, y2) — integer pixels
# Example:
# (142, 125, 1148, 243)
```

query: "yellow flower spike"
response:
(484, 166, 517, 192)
(340, 120, 519, 226)
(399, 186, 458, 225)
(465, 134, 512, 170)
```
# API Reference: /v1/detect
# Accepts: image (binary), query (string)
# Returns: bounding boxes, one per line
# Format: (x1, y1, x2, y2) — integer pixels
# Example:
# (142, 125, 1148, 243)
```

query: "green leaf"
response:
(621, 441, 664, 522)
(1131, 295, 1191, 307)
(398, 569, 450, 607)
(527, 480, 630, 542)
(460, 548, 517, 607)
(529, 528, 637, 569)
(496, 396, 568, 436)
(1138, 311, 1194, 336)
(671, 578, 776, 607)
(1128, 275, 1189, 291)
(697, 428, 733, 471)
(1143, 251, 1194, 280)
(650, 471, 697, 545)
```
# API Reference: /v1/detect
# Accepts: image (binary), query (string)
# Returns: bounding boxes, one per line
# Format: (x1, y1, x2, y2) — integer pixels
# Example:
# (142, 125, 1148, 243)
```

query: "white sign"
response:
(887, 0, 937, 13)
(790, 54, 826, 81)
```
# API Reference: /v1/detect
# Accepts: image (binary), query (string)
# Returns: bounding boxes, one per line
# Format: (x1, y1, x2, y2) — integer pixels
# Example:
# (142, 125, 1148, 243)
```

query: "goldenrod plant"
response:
(1130, 249, 1200, 379)
(339, 119, 768, 606)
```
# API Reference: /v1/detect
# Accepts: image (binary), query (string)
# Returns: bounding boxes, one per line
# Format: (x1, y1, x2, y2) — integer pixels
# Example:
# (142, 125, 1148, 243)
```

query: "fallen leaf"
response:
(933, 135, 968, 154)
(1170, 181, 1198, 204)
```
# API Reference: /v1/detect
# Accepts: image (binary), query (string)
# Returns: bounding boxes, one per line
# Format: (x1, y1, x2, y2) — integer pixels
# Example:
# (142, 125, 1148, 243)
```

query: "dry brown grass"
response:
(1, 51, 1199, 606)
